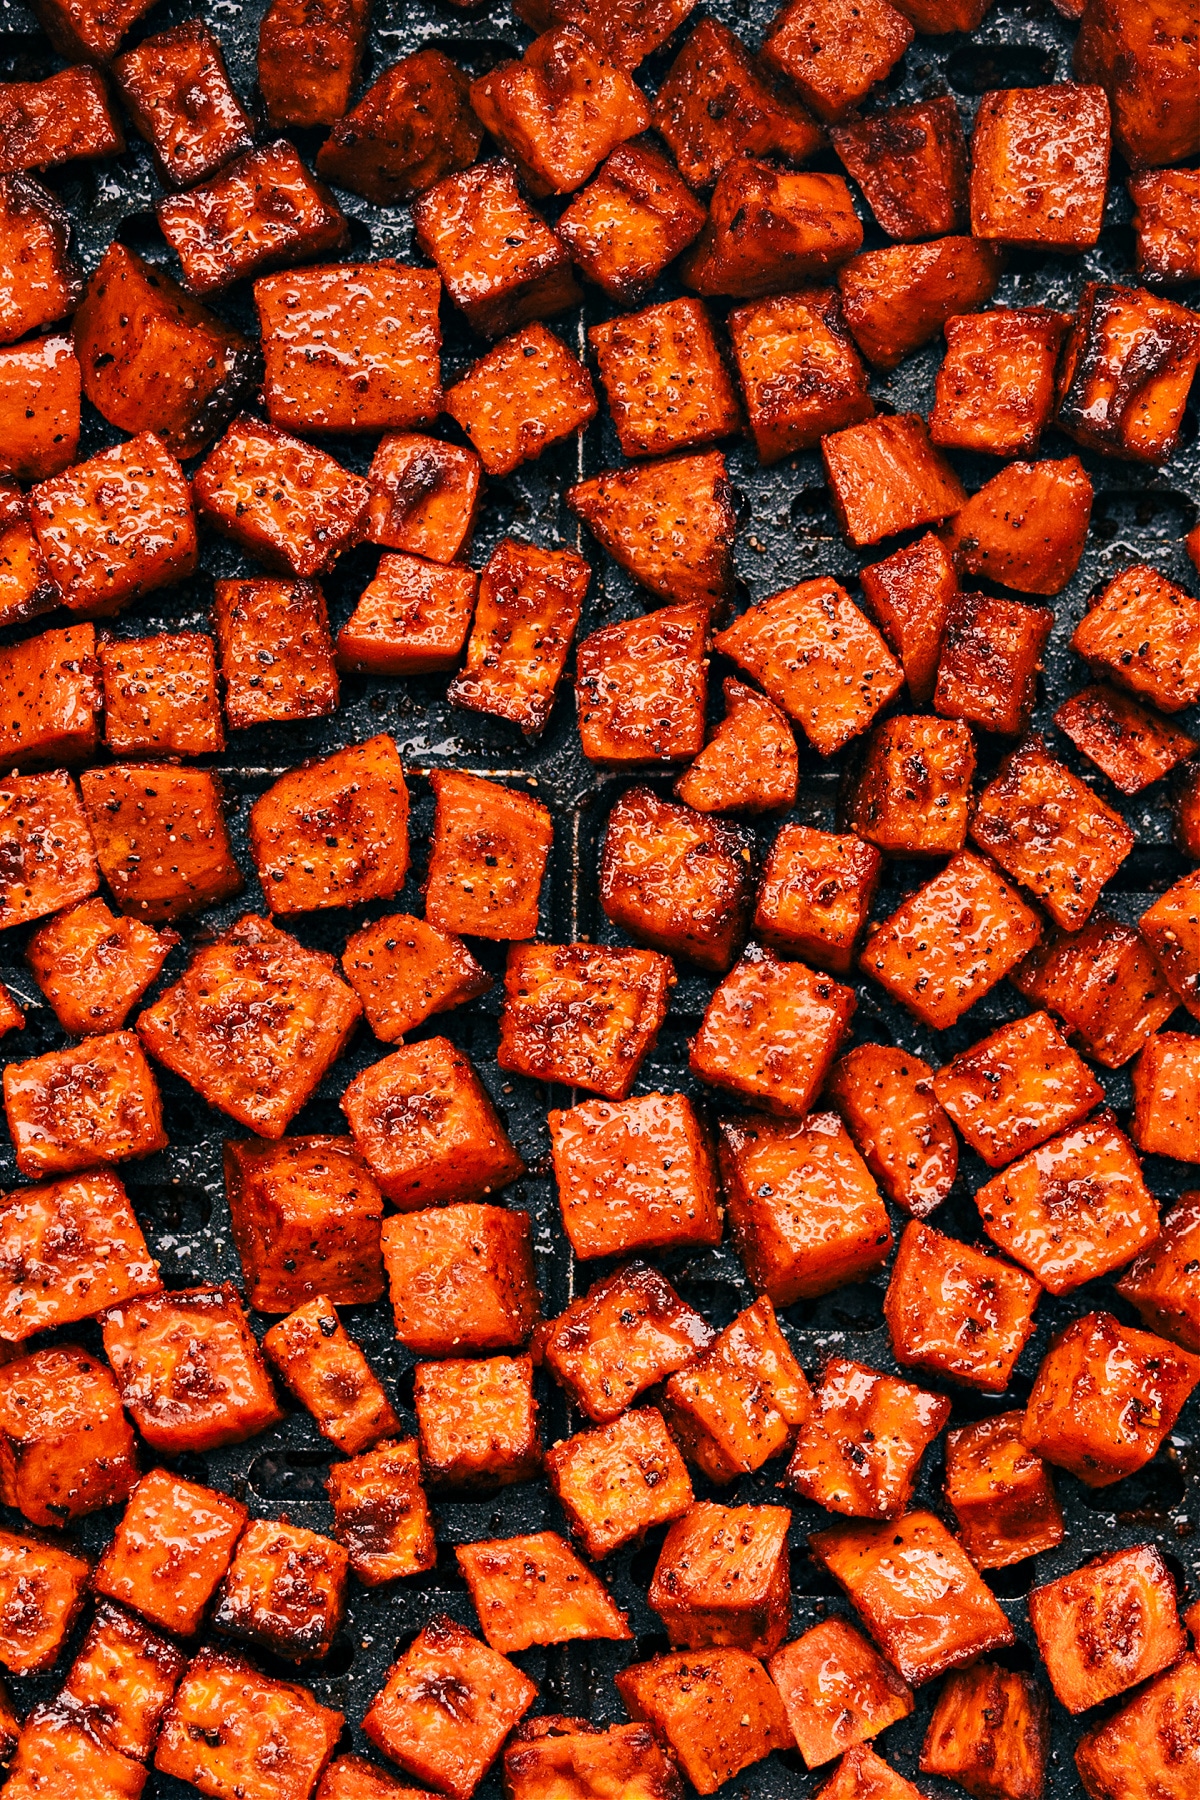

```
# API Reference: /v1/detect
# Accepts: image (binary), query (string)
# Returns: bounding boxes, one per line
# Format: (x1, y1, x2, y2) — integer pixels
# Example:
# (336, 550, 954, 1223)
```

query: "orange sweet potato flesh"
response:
(942, 456, 1093, 596)
(94, 1468, 247, 1637)
(114, 20, 254, 188)
(0, 331, 79, 483)
(575, 604, 708, 766)
(830, 97, 967, 240)
(0, 174, 80, 347)
(663, 1296, 810, 1483)
(415, 1353, 541, 1490)
(326, 1438, 435, 1586)
(0, 1167, 160, 1341)
(3, 1029, 167, 1178)
(1056, 282, 1200, 466)
(193, 416, 369, 579)
(547, 1406, 693, 1559)
(342, 912, 489, 1042)
(591, 297, 740, 458)
(0, 1344, 136, 1524)
(541, 1260, 714, 1424)
(1117, 1191, 1200, 1353)
(822, 413, 967, 547)
(258, 0, 370, 128)
(80, 763, 242, 923)
(548, 1092, 721, 1260)
(456, 1530, 630, 1653)
(769, 1618, 913, 1770)
(501, 945, 674, 1099)
(157, 141, 349, 296)
(365, 433, 480, 561)
(249, 734, 409, 915)
(601, 786, 753, 972)
(426, 770, 552, 942)
(0, 1527, 90, 1674)
(514, 0, 698, 69)
(838, 237, 1003, 370)
(674, 679, 797, 814)
(761, 0, 913, 123)
(944, 1412, 1064, 1571)
(728, 287, 873, 463)
(615, 1648, 791, 1794)
(315, 49, 483, 203)
(787, 1358, 950, 1519)
(681, 159, 862, 297)
(935, 591, 1054, 737)
(846, 715, 975, 857)
(859, 532, 959, 706)
(381, 1204, 540, 1357)
(826, 1044, 957, 1218)
(693, 952, 858, 1117)
(884, 1218, 1041, 1394)
(0, 68, 124, 174)
(449, 538, 589, 736)
(920, 1661, 1050, 1800)
(1030, 1545, 1186, 1714)
(1073, 1654, 1200, 1800)
(212, 1515, 348, 1661)
(155, 1648, 343, 1798)
(934, 1010, 1104, 1170)
(652, 17, 822, 190)
(568, 451, 735, 613)
(648, 1501, 791, 1655)
(264, 1297, 399, 1456)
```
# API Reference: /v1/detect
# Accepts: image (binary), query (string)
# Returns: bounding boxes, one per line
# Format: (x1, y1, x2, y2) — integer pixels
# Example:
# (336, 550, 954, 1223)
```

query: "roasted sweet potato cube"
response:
(102, 1284, 283, 1454)
(663, 1295, 810, 1482)
(0, 501, 57, 633)
(728, 288, 871, 463)
(413, 161, 580, 338)
(931, 309, 1069, 458)
(264, 1299, 398, 1457)
(100, 632, 223, 758)
(74, 244, 254, 460)
(787, 1359, 950, 1520)
(414, 1354, 540, 1490)
(458, 1532, 629, 1655)
(256, 263, 440, 435)
(342, 914, 489, 1044)
(715, 578, 901, 755)
(513, 0, 697, 67)
(30, 432, 195, 617)
(557, 143, 706, 305)
(935, 1011, 1104, 1170)
(1177, 755, 1200, 852)
(822, 414, 967, 549)
(721, 1111, 891, 1300)
(364, 1617, 535, 1800)
(64, 1602, 184, 1761)
(1073, 0, 1198, 168)
(0, 1344, 135, 1525)
(212, 579, 337, 734)
(29, 895, 166, 1038)
(549, 1092, 720, 1259)
(616, 1649, 789, 1794)
(1139, 867, 1200, 1022)
(648, 1501, 790, 1655)
(0, 174, 79, 345)
(921, 1662, 1049, 1800)
(600, 788, 752, 973)
(1057, 282, 1200, 465)
(450, 538, 587, 736)
(500, 943, 674, 1099)
(769, 1618, 913, 1769)
(157, 141, 348, 296)
(364, 434, 480, 563)
(590, 298, 740, 458)
(446, 324, 595, 479)
(319, 1755, 437, 1799)
(847, 716, 975, 860)
(326, 1438, 434, 1585)
(762, 0, 912, 122)
(752, 825, 880, 972)
(885, 1219, 1041, 1393)
(0, 771, 98, 929)
(1118, 1191, 1200, 1352)
(81, 764, 241, 923)
(970, 84, 1110, 250)
(0, 1168, 158, 1342)
(0, 330, 78, 482)
(343, 1039, 522, 1210)
(681, 160, 862, 297)
(570, 453, 735, 614)
(381, 1203, 539, 1356)
(547, 1406, 692, 1559)
(337, 554, 475, 679)
(826, 1045, 956, 1220)
(1023, 1309, 1200, 1486)
(2, 1700, 146, 1798)
(1129, 169, 1200, 284)
(943, 456, 1093, 597)
(831, 98, 967, 241)
(249, 735, 408, 916)
(0, 68, 124, 174)
(193, 417, 369, 580)
(1059, 684, 1197, 796)
(0, 1528, 88, 1675)
(94, 1468, 246, 1637)
(693, 951, 856, 1116)
(1073, 564, 1200, 712)
(1133, 1031, 1200, 1161)
(575, 603, 708, 765)
(212, 1518, 347, 1664)
(838, 237, 1003, 371)
(257, 0, 369, 128)
(945, 1411, 1063, 1571)
(226, 1137, 383, 1314)
(113, 19, 253, 187)
(934, 591, 1054, 736)
(1076, 1656, 1200, 1799)
(652, 17, 821, 190)
(154, 1647, 343, 1798)
(859, 533, 958, 708)
(423, 772, 551, 943)
(1031, 1546, 1185, 1715)
(541, 1261, 713, 1424)
(4, 1030, 166, 1179)
(0, 623, 98, 768)
(315, 49, 482, 202)
(675, 679, 797, 815)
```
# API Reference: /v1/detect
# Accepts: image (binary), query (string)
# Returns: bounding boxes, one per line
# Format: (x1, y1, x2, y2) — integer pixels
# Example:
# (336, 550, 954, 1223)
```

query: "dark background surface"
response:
(0, 0, 1198, 1791)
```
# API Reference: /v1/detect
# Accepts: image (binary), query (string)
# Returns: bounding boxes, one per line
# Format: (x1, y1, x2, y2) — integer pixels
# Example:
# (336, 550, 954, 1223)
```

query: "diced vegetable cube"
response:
(547, 1406, 692, 1558)
(557, 143, 707, 304)
(825, 1044, 957, 1219)
(787, 1358, 950, 1519)
(1030, 1546, 1185, 1713)
(500, 943, 674, 1098)
(934, 1011, 1104, 1169)
(414, 1353, 541, 1489)
(450, 537, 589, 737)
(728, 288, 873, 463)
(652, 17, 822, 190)
(674, 678, 798, 815)
(838, 237, 1002, 370)
(315, 49, 482, 203)
(0, 1343, 136, 1524)
(81, 764, 242, 922)
(364, 433, 481, 562)
(752, 824, 880, 972)
(157, 141, 347, 295)
(0, 1168, 159, 1341)
(931, 308, 1069, 457)
(326, 1438, 434, 1586)
(193, 417, 369, 579)
(94, 1469, 247, 1637)
(768, 1618, 913, 1769)
(681, 159, 862, 297)
(830, 98, 967, 240)
(1117, 1190, 1200, 1352)
(3, 1030, 166, 1178)
(920, 1662, 1049, 1800)
(548, 1091, 721, 1258)
(456, 1531, 630, 1653)
(445, 323, 596, 478)
(884, 1219, 1041, 1393)
(99, 632, 224, 757)
(693, 950, 856, 1115)
(380, 1203, 539, 1356)
(648, 1501, 791, 1655)
(1057, 282, 1200, 465)
(944, 1411, 1064, 1571)
(540, 1260, 714, 1424)
(761, 0, 913, 122)
(264, 1298, 398, 1456)
(575, 603, 708, 764)
(113, 19, 253, 187)
(212, 1517, 347, 1663)
(591, 297, 740, 457)
(154, 1647, 343, 1799)
(336, 553, 476, 678)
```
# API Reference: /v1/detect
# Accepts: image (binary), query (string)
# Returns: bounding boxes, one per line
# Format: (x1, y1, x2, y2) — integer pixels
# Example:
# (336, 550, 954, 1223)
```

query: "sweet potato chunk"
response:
(0, 330, 78, 482)
(1074, 0, 1199, 169)
(364, 433, 480, 562)
(600, 787, 751, 973)
(194, 417, 368, 579)
(846, 715, 975, 858)
(569, 452, 734, 613)
(4, 1030, 166, 1178)
(0, 1528, 88, 1675)
(838, 237, 1003, 371)
(74, 245, 254, 459)
(931, 308, 1069, 458)
(548, 1092, 721, 1259)
(0, 623, 99, 768)
(341, 914, 488, 1044)
(693, 949, 856, 1116)
(0, 1344, 136, 1524)
(943, 456, 1093, 596)
(590, 297, 740, 457)
(1132, 1031, 1200, 1160)
(0, 1168, 158, 1341)
(450, 537, 587, 737)
(831, 98, 967, 241)
(826, 1044, 956, 1220)
(823, 414, 967, 548)
(970, 83, 1110, 249)
(681, 159, 862, 297)
(769, 1619, 913, 1769)
(0, 771, 98, 929)
(1061, 685, 1197, 799)
(652, 17, 821, 190)
(859, 532, 959, 707)
(381, 1203, 538, 1356)
(257, 0, 369, 128)
(548, 1406, 692, 1558)
(264, 1298, 397, 1457)
(249, 735, 408, 915)
(446, 325, 594, 479)
(663, 1295, 809, 1483)
(1138, 867, 1200, 1022)
(81, 764, 241, 923)
(1075, 1653, 1200, 1800)
(99, 632, 224, 757)
(648, 1501, 790, 1655)
(412, 160, 580, 338)
(1024, 1309, 1200, 1486)
(944, 1412, 1063, 1571)
(458, 1531, 629, 1653)
(316, 49, 482, 203)
(921, 1662, 1049, 1800)
(674, 679, 797, 815)
(2, 1700, 147, 1798)
(0, 68, 123, 174)
(318, 1759, 439, 1800)
(424, 772, 550, 942)
(504, 1718, 683, 1800)
(721, 1111, 891, 1300)
(515, 0, 698, 68)
(761, 0, 912, 122)
(1032, 1546, 1185, 1715)
(1118, 1191, 1200, 1352)
(1129, 169, 1200, 284)
(788, 1359, 950, 1520)
(212, 1518, 347, 1664)
(541, 1261, 712, 1424)
(1073, 563, 1200, 712)
(617, 1650, 790, 1795)
(885, 1218, 1041, 1393)
(752, 824, 879, 972)
(326, 1437, 433, 1586)
(154, 1648, 343, 1799)
(0, 174, 79, 346)
(157, 140, 348, 295)
(0, 496, 57, 633)
(226, 1136, 383, 1314)
(63, 1602, 184, 1761)
(557, 143, 707, 305)
(113, 20, 253, 187)
(728, 288, 872, 462)
(500, 943, 673, 1099)
(934, 591, 1054, 736)
(936, 1011, 1104, 1169)
(337, 554, 475, 679)
(575, 602, 708, 765)
(94, 1468, 247, 1637)
(414, 1353, 540, 1490)
(1058, 282, 1200, 465)
(213, 578, 338, 732)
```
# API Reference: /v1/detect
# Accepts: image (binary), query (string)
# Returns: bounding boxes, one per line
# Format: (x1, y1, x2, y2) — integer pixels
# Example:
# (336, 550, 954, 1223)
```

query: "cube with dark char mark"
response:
(681, 160, 862, 297)
(102, 1283, 284, 1453)
(27, 0, 156, 63)
(590, 297, 740, 457)
(838, 237, 1003, 372)
(652, 17, 821, 191)
(831, 98, 967, 241)
(414, 1354, 541, 1490)
(970, 83, 1110, 249)
(248, 735, 408, 916)
(616, 1649, 791, 1795)
(0, 1528, 89, 1674)
(1030, 1546, 1186, 1714)
(0, 330, 79, 482)
(557, 143, 707, 306)
(931, 308, 1069, 458)
(787, 1359, 950, 1521)
(540, 1260, 714, 1424)
(648, 1501, 791, 1655)
(113, 19, 254, 187)
(337, 555, 476, 679)
(1117, 1191, 1200, 1352)
(0, 623, 99, 768)
(450, 538, 589, 738)
(692, 947, 856, 1115)
(425, 771, 552, 941)
(319, 1757, 439, 1799)
(769, 1618, 913, 1770)
(1, 1699, 146, 1798)
(600, 787, 752, 974)
(1129, 169, 1200, 284)
(547, 1406, 693, 1559)
(504, 1718, 683, 1800)
(1073, 0, 1198, 169)
(847, 716, 975, 858)
(99, 632, 224, 757)
(341, 913, 490, 1043)
(0, 173, 79, 348)
(934, 592, 1053, 736)
(934, 1011, 1104, 1170)
(920, 1662, 1049, 1800)
(859, 533, 959, 708)
(63, 1601, 184, 1761)
(570, 453, 735, 613)
(94, 1468, 247, 1637)
(257, 0, 369, 128)
(0, 770, 97, 930)
(0, 1344, 136, 1525)
(752, 824, 881, 973)
(3, 1030, 166, 1179)
(675, 679, 798, 815)
(212, 1518, 348, 1663)
(884, 1219, 1040, 1394)
(326, 1438, 435, 1586)
(728, 288, 873, 464)
(264, 1298, 398, 1457)
(154, 1647, 343, 1799)
(226, 1136, 384, 1314)
(193, 417, 369, 580)
(0, 68, 124, 174)
(549, 1092, 720, 1259)
(514, 0, 697, 67)
(1055, 683, 1196, 794)
(81, 764, 242, 922)
(0, 1167, 158, 1342)
(456, 1531, 630, 1654)
(315, 49, 483, 203)
(944, 1411, 1063, 1571)
(157, 141, 348, 295)
(380, 1203, 540, 1356)
(364, 432, 481, 562)
(500, 943, 674, 1099)
(825, 1044, 957, 1220)
(1074, 1653, 1200, 1800)
(1072, 563, 1200, 712)
(213, 578, 338, 733)
(1056, 282, 1200, 465)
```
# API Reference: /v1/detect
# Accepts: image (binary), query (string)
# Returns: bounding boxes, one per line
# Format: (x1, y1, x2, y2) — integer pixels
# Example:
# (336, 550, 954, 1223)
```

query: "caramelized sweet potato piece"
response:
(226, 1135, 383, 1313)
(831, 98, 967, 241)
(0, 1168, 158, 1341)
(113, 20, 253, 188)
(0, 1528, 88, 1675)
(248, 735, 407, 915)
(541, 1261, 712, 1424)
(721, 1111, 892, 1300)
(513, 0, 697, 67)
(728, 288, 872, 462)
(970, 83, 1110, 249)
(752, 824, 879, 972)
(1075, 1653, 1200, 1800)
(1057, 684, 1195, 793)
(0, 623, 99, 768)
(0, 68, 123, 174)
(81, 764, 242, 922)
(318, 1756, 435, 1800)
(414, 1353, 540, 1490)
(681, 159, 862, 297)
(446, 323, 594, 479)
(157, 140, 348, 295)
(154, 1648, 343, 1797)
(934, 591, 1054, 736)
(457, 1531, 629, 1653)
(935, 1011, 1103, 1169)
(194, 417, 368, 579)
(769, 1619, 913, 1769)
(617, 1650, 790, 1794)
(1135, 869, 1200, 1021)
(569, 451, 735, 613)
(1074, 0, 1199, 169)
(326, 1438, 434, 1586)
(823, 414, 967, 548)
(1031, 1545, 1186, 1712)
(1014, 915, 1177, 1067)
(258, 0, 369, 128)
(337, 554, 475, 678)
(0, 174, 79, 346)
(213, 578, 338, 732)
(788, 1359, 950, 1520)
(931, 308, 1069, 457)
(945, 1411, 1063, 1571)
(316, 49, 482, 202)
(1057, 282, 1200, 465)
(846, 715, 975, 858)
(63, 1602, 184, 1761)
(99, 632, 224, 757)
(3, 1030, 166, 1178)
(449, 537, 587, 737)
(342, 913, 489, 1043)
(94, 1468, 246, 1636)
(1132, 1030, 1200, 1160)
(944, 457, 1092, 596)
(921, 1662, 1049, 1800)
(885, 1218, 1041, 1393)
(0, 330, 78, 482)
(2, 1699, 146, 1798)
(212, 1518, 347, 1663)
(548, 1405, 692, 1557)
(825, 1044, 956, 1219)
(504, 1718, 684, 1800)
(548, 1092, 721, 1259)
(500, 943, 674, 1099)
(600, 787, 752, 973)
(838, 237, 1003, 371)
(693, 950, 857, 1115)
(1073, 563, 1200, 711)
(0, 494, 57, 632)
(0, 771, 98, 929)
(663, 1295, 809, 1482)
(557, 143, 707, 305)
(0, 1344, 135, 1524)
(859, 532, 959, 706)
(425, 772, 550, 942)
(264, 1298, 398, 1457)
(761, 0, 912, 122)
(652, 17, 821, 190)
(591, 297, 739, 457)
(1118, 1190, 1200, 1352)
(364, 433, 480, 562)
(381, 1203, 539, 1356)
(575, 603, 708, 764)
(648, 1501, 790, 1655)
(1129, 169, 1200, 284)
(29, 0, 156, 62)
(674, 679, 797, 814)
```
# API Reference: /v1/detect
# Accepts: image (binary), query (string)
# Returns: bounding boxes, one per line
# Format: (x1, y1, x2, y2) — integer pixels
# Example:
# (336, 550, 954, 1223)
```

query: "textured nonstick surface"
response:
(0, 0, 1197, 1791)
